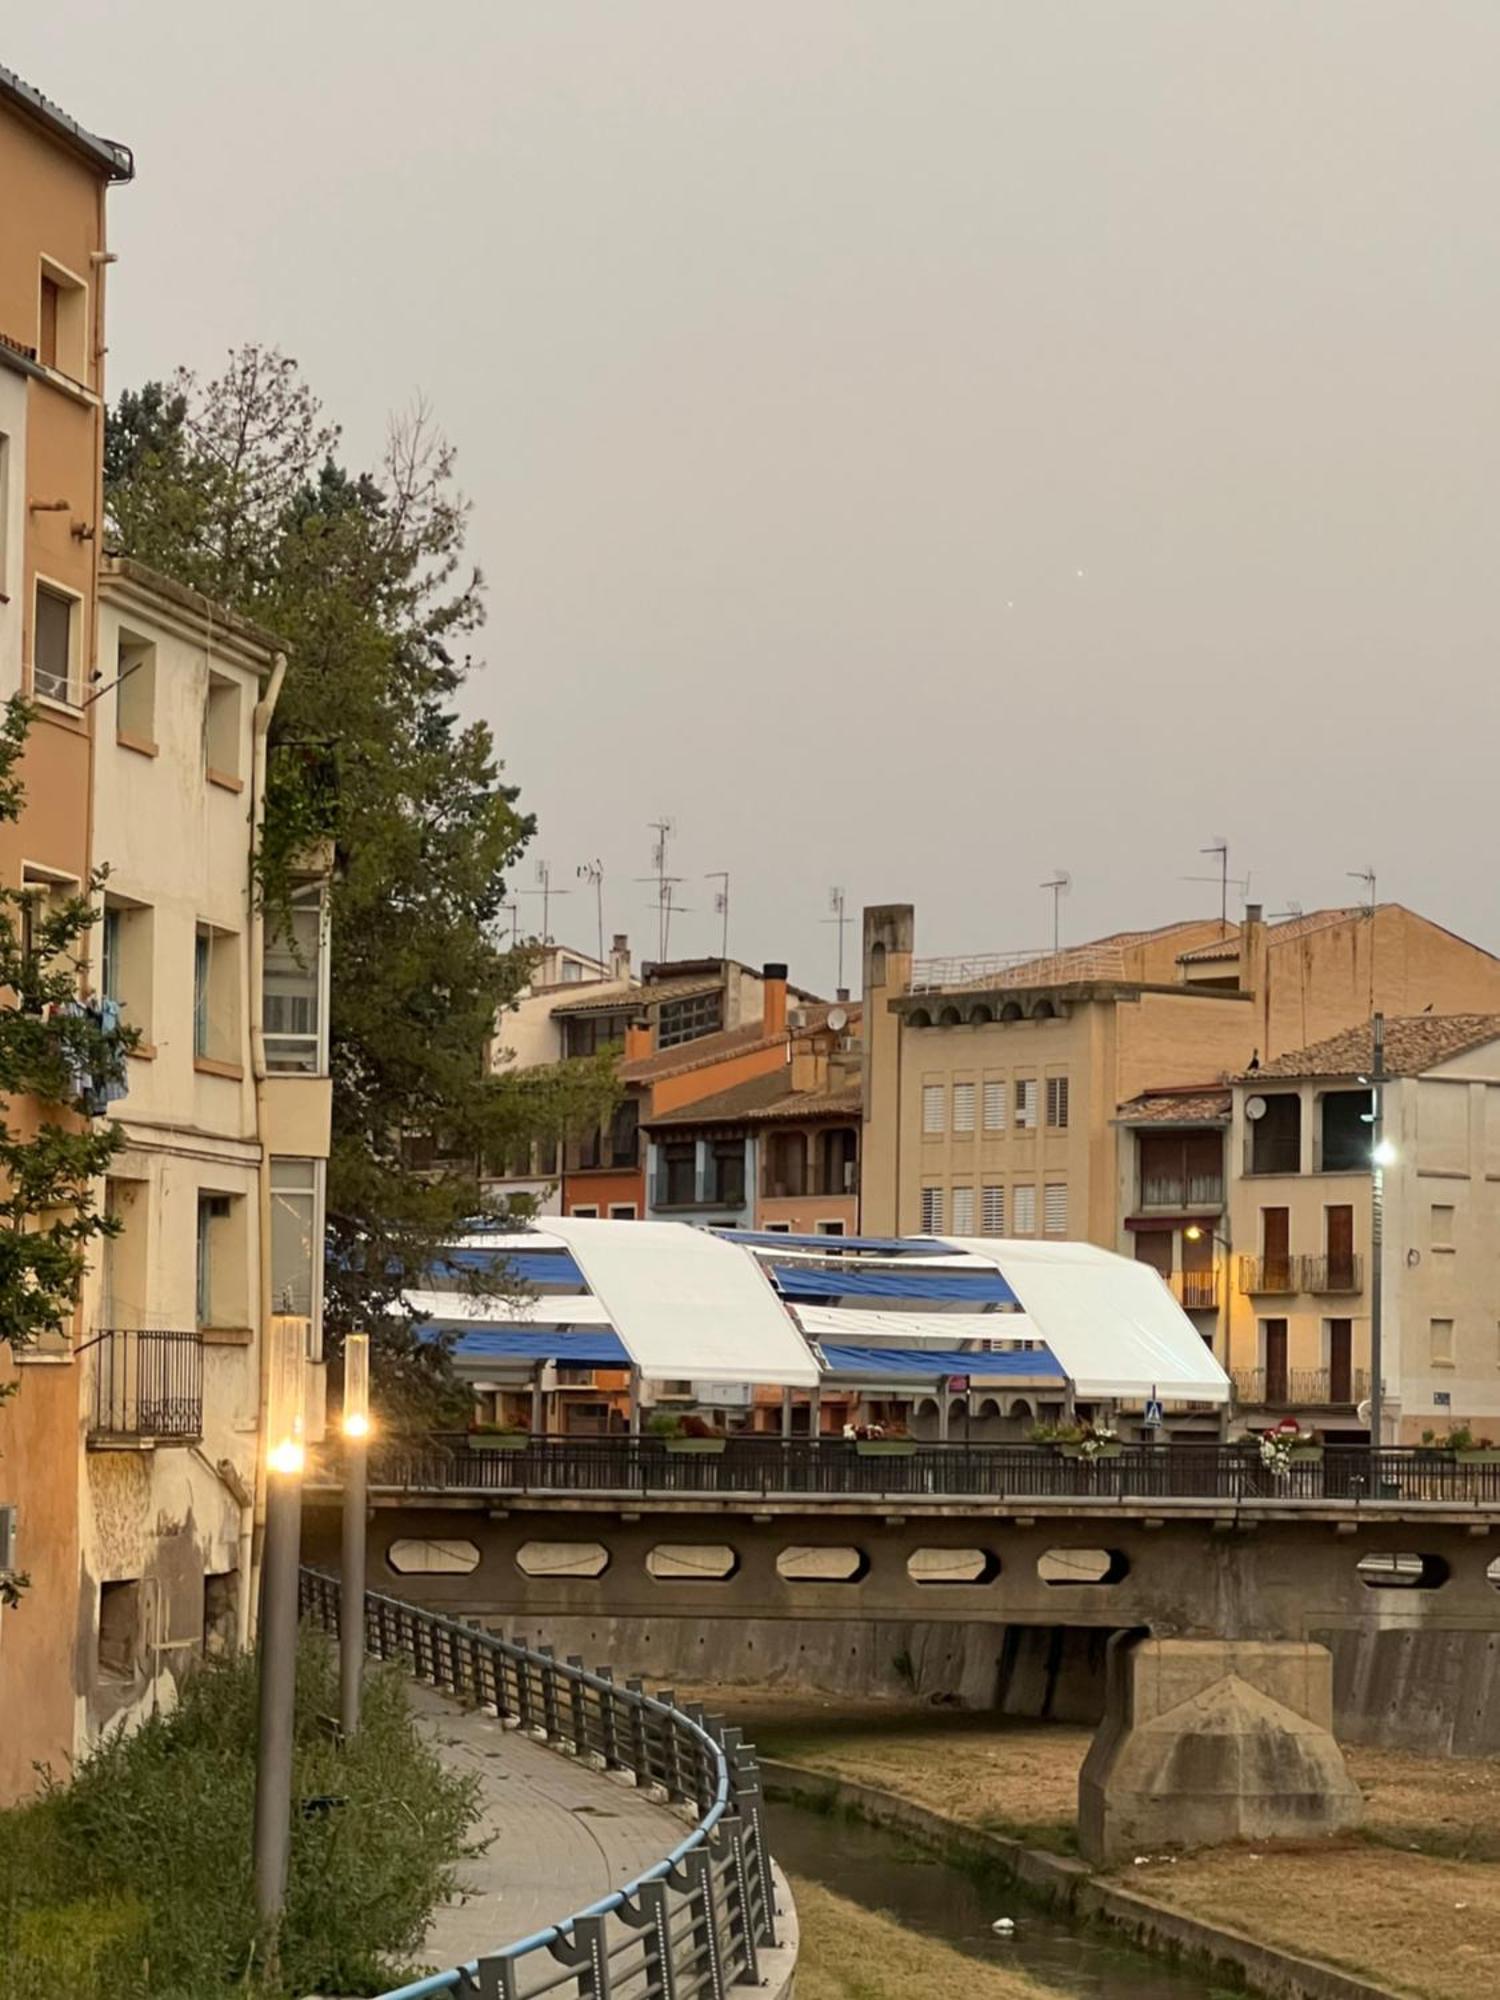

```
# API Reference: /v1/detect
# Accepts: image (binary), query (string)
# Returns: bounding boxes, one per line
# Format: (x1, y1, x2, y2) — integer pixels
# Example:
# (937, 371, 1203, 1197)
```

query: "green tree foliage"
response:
(105, 350, 618, 1399)
(0, 1633, 479, 1997)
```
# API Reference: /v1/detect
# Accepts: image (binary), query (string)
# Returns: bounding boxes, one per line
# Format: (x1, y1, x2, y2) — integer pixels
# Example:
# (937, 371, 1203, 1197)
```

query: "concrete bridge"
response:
(304, 1436, 1500, 1763)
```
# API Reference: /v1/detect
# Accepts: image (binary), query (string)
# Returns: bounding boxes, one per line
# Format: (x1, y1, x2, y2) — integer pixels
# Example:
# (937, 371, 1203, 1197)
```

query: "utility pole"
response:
(577, 860, 605, 969)
(339, 1333, 370, 1740)
(707, 871, 730, 960)
(824, 887, 851, 994)
(1369, 1011, 1386, 1458)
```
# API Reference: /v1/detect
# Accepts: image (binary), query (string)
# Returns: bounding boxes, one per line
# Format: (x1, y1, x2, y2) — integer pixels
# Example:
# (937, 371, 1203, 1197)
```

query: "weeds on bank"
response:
(0, 1632, 479, 1999)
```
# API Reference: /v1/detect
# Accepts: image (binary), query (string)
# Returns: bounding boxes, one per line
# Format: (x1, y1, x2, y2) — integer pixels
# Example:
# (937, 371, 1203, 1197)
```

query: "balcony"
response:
(1171, 1269, 1220, 1312)
(1304, 1254, 1364, 1296)
(88, 1329, 204, 1447)
(652, 1168, 747, 1212)
(1139, 1173, 1225, 1210)
(1238, 1256, 1298, 1295)
(1233, 1366, 1368, 1410)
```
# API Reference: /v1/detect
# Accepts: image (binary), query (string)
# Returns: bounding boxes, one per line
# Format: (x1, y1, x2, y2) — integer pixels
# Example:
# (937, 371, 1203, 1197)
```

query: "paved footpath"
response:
(404, 1680, 691, 1975)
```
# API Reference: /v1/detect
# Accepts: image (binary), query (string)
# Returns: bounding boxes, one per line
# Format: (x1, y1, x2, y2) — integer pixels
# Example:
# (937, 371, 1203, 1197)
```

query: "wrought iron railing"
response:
(1171, 1269, 1220, 1311)
(298, 1568, 779, 1999)
(308, 1434, 1500, 1506)
(1234, 1366, 1369, 1409)
(87, 1328, 203, 1445)
(1238, 1255, 1298, 1295)
(1139, 1173, 1225, 1209)
(1303, 1254, 1364, 1295)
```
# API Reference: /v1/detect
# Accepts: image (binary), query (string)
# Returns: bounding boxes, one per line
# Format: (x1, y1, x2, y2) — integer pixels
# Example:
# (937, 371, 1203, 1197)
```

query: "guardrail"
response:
(298, 1567, 779, 1999)
(310, 1436, 1500, 1506)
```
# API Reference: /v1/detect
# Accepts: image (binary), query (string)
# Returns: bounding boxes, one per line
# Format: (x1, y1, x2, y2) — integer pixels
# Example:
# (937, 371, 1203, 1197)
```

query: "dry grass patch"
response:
(790, 1874, 1058, 2000)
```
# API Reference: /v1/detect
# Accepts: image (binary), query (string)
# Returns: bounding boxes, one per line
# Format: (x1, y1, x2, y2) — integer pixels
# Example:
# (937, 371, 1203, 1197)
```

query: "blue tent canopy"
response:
(435, 1247, 1017, 1306)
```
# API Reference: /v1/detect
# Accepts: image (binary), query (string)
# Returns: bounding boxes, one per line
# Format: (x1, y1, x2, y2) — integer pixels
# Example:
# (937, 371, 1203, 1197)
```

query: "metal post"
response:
(628, 1365, 641, 1438)
(340, 1426, 367, 1738)
(253, 1469, 302, 1929)
(1369, 1012, 1386, 1454)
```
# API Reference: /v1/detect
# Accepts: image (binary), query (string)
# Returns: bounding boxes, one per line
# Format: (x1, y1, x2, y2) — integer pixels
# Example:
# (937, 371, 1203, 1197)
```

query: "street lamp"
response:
(340, 1333, 371, 1741)
(254, 1315, 308, 1933)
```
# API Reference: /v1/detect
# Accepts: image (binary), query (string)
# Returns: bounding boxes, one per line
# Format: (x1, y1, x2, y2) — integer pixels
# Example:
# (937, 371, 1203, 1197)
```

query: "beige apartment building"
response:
(1224, 1016, 1500, 1444)
(71, 559, 331, 1745)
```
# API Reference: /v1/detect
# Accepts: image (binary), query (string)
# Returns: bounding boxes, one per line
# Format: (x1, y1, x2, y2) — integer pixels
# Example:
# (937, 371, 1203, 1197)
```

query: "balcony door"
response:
(1328, 1318, 1353, 1404)
(1262, 1207, 1291, 1292)
(1326, 1205, 1355, 1291)
(1262, 1318, 1289, 1404)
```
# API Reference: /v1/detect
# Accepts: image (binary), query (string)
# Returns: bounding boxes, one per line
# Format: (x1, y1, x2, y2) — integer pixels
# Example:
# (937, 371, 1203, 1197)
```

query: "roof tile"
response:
(1238, 1014, 1500, 1083)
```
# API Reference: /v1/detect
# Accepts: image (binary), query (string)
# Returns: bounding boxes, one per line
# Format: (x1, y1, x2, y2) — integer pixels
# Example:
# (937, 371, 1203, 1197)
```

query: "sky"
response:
(9, 4, 1500, 993)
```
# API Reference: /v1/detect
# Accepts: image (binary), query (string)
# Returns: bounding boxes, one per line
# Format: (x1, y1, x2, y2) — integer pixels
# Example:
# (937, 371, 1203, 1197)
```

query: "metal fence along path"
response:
(298, 1568, 781, 1999)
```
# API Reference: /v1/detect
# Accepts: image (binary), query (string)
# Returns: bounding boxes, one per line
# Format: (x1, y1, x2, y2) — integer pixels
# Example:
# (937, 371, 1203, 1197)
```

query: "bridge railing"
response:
(316, 1436, 1500, 1505)
(298, 1567, 779, 1999)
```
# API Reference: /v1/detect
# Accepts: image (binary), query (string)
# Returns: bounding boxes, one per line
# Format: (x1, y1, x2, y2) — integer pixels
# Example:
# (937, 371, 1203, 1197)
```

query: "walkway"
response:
(405, 1680, 690, 1973)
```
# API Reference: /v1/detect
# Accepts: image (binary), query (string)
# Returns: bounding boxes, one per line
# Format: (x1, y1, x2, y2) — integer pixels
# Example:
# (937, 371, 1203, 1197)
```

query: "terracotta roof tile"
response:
(1238, 1014, 1500, 1083)
(619, 1022, 780, 1085)
(645, 1074, 863, 1128)
(1177, 907, 1365, 965)
(1116, 1088, 1232, 1126)
(550, 974, 714, 1017)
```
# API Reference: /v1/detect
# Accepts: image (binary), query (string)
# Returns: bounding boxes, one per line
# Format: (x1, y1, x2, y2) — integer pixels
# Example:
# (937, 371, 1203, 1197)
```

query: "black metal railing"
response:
(1238, 1255, 1298, 1295)
(309, 1433, 1500, 1507)
(298, 1568, 779, 2000)
(1139, 1173, 1225, 1209)
(1234, 1366, 1369, 1409)
(1304, 1254, 1364, 1295)
(88, 1328, 203, 1445)
(1171, 1269, 1220, 1311)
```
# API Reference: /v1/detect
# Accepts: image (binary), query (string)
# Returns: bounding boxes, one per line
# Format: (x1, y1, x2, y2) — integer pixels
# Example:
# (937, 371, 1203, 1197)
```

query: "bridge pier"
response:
(1077, 1634, 1363, 1864)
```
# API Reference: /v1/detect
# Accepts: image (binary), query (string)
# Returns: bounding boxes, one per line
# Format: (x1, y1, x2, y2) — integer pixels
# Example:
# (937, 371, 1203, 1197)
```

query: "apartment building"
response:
(0, 66, 132, 1802)
(1224, 1016, 1500, 1444)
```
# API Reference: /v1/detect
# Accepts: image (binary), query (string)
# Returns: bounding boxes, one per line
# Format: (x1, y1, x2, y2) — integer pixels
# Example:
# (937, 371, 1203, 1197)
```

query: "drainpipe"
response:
(245, 655, 287, 1649)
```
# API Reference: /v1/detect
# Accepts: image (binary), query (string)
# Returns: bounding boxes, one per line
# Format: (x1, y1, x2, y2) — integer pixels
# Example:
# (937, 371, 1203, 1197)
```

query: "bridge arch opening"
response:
(1356, 1552, 1449, 1590)
(387, 1536, 481, 1576)
(777, 1545, 868, 1583)
(516, 1540, 610, 1579)
(1037, 1547, 1130, 1587)
(907, 1547, 1000, 1586)
(647, 1544, 739, 1582)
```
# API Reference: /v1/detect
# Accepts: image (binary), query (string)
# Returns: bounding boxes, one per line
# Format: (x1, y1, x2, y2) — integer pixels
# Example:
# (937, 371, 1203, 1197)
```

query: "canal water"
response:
(768, 1798, 1237, 1999)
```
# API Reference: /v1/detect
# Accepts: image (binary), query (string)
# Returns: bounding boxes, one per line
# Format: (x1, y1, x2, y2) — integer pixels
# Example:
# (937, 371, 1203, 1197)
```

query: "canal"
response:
(769, 1798, 1239, 2000)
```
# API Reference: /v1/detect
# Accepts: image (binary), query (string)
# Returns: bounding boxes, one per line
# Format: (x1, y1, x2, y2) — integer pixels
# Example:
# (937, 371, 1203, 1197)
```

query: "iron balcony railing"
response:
(88, 1328, 203, 1446)
(1139, 1173, 1225, 1209)
(298, 1568, 779, 2000)
(1171, 1269, 1220, 1311)
(1233, 1365, 1369, 1409)
(309, 1434, 1500, 1507)
(1238, 1255, 1299, 1295)
(1303, 1254, 1365, 1295)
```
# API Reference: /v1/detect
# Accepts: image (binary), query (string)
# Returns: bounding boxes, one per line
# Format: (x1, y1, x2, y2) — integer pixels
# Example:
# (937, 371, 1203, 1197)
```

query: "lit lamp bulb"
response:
(342, 1332, 371, 1442)
(1372, 1138, 1398, 1168)
(267, 1314, 308, 1478)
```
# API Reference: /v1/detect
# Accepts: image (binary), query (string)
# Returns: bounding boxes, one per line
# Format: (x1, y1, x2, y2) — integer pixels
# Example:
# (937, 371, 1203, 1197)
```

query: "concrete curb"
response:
(758, 1859, 800, 2000)
(759, 1758, 1408, 2000)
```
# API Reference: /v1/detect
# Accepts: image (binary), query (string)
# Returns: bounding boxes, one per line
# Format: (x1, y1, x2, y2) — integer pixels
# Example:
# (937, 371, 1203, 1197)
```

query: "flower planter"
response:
(853, 1439, 917, 1457)
(1289, 1445, 1324, 1464)
(468, 1432, 531, 1452)
(1456, 1448, 1500, 1465)
(663, 1437, 727, 1455)
(1055, 1442, 1121, 1460)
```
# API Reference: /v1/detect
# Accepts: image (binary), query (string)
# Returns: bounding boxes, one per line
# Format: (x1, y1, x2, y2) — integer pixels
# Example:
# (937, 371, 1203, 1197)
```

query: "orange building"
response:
(0, 67, 132, 1801)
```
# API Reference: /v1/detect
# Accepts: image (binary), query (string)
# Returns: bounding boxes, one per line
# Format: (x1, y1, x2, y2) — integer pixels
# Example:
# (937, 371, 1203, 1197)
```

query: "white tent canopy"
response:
(794, 1304, 1046, 1350)
(547, 1216, 820, 1387)
(937, 1237, 1231, 1403)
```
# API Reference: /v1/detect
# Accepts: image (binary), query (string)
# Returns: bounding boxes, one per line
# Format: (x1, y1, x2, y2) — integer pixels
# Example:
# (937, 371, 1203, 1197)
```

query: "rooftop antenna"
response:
(635, 817, 681, 961)
(706, 871, 730, 960)
(1040, 869, 1071, 957)
(520, 859, 569, 945)
(823, 887, 852, 994)
(576, 859, 605, 968)
(1348, 865, 1377, 913)
(500, 900, 520, 949)
(659, 881, 692, 959)
(1181, 837, 1248, 933)
(1268, 900, 1304, 921)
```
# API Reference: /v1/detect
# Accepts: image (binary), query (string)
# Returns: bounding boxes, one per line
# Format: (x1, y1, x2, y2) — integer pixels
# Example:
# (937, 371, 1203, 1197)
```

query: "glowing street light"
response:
(340, 1333, 372, 1741)
(1372, 1138, 1398, 1168)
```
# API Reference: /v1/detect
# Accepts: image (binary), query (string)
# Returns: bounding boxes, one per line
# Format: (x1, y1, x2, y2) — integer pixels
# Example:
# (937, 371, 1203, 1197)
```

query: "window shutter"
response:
(1013, 1184, 1036, 1234)
(920, 1185, 944, 1232)
(952, 1082, 976, 1133)
(922, 1084, 946, 1135)
(1046, 1076, 1070, 1128)
(951, 1186, 975, 1233)
(981, 1185, 1004, 1234)
(983, 1081, 1006, 1131)
(1015, 1079, 1038, 1129)
(1044, 1183, 1068, 1234)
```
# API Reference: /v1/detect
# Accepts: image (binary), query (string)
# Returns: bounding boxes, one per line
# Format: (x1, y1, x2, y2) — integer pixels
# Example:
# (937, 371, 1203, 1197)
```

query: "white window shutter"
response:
(1044, 1183, 1068, 1234)
(952, 1082, 976, 1133)
(920, 1185, 944, 1232)
(1013, 1184, 1036, 1234)
(1046, 1076, 1070, 1128)
(981, 1185, 1004, 1234)
(922, 1085, 945, 1135)
(1015, 1080, 1038, 1129)
(983, 1081, 1006, 1131)
(951, 1186, 975, 1233)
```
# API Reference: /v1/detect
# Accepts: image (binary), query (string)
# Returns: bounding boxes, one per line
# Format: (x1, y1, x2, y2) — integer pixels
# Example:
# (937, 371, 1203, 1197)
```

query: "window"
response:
(920, 1185, 944, 1232)
(115, 631, 157, 747)
(922, 1084, 945, 1135)
(1012, 1184, 1037, 1234)
(563, 1012, 631, 1058)
(608, 1097, 639, 1167)
(1043, 1183, 1068, 1234)
(763, 1221, 792, 1233)
(659, 1143, 696, 1207)
(38, 261, 86, 379)
(562, 958, 586, 982)
(1249, 1093, 1301, 1174)
(951, 1186, 975, 1234)
(196, 1191, 245, 1328)
(0, 431, 10, 598)
(657, 990, 723, 1048)
(270, 1158, 319, 1317)
(981, 1185, 1005, 1234)
(97, 1577, 141, 1679)
(982, 1081, 1006, 1132)
(193, 933, 210, 1058)
(608, 1203, 637, 1220)
(570, 1204, 599, 1217)
(33, 580, 79, 705)
(264, 885, 326, 1073)
(100, 899, 153, 1039)
(1045, 1077, 1070, 1129)
(710, 1139, 746, 1207)
(1431, 1318, 1455, 1368)
(766, 1129, 806, 1197)
(952, 1083, 976, 1134)
(1432, 1204, 1455, 1250)
(1320, 1089, 1373, 1172)
(39, 274, 59, 368)
(814, 1219, 845, 1235)
(193, 925, 241, 1067)
(1014, 1079, 1038, 1130)
(101, 906, 121, 1006)
(204, 672, 242, 784)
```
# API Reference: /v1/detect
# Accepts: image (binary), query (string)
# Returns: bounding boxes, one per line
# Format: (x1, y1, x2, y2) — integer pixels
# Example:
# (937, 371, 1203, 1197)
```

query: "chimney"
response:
(624, 1018, 652, 1062)
(609, 932, 631, 981)
(762, 962, 788, 1040)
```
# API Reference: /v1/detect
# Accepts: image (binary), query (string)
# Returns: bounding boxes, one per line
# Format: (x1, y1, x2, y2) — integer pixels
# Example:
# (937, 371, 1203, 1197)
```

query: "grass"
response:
(790, 1874, 1059, 2000)
(0, 1630, 479, 1999)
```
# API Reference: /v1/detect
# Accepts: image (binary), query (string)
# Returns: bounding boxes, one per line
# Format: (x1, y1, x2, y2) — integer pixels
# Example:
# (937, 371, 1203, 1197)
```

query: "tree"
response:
(0, 699, 129, 1598)
(105, 351, 617, 1408)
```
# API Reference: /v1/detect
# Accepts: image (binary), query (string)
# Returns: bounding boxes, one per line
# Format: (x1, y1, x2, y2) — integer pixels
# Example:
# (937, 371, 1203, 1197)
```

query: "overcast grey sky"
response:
(12, 4, 1500, 989)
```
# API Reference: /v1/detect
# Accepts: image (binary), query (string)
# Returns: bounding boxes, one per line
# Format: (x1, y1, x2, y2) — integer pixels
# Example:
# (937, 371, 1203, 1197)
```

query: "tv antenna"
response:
(576, 859, 605, 968)
(1040, 870, 1071, 956)
(635, 817, 682, 961)
(1348, 865, 1377, 913)
(1182, 838, 1248, 931)
(706, 871, 730, 960)
(500, 900, 521, 949)
(824, 887, 852, 994)
(520, 859, 569, 945)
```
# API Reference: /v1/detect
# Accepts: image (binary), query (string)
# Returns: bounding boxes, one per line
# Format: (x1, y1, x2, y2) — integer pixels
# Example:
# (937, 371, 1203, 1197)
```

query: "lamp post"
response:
(253, 1315, 307, 1933)
(1184, 1224, 1234, 1437)
(1369, 1013, 1389, 1455)
(340, 1332, 371, 1741)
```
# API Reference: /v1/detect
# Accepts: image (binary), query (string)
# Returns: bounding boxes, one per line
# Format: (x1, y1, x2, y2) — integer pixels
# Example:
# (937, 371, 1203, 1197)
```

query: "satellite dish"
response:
(826, 1005, 849, 1033)
(1356, 1399, 1372, 1428)
(1245, 1095, 1268, 1121)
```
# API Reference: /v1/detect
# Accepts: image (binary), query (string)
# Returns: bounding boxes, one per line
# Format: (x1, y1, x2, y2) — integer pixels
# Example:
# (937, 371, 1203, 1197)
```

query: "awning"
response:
(402, 1289, 612, 1326)
(936, 1236, 1231, 1402)
(775, 1263, 1016, 1304)
(795, 1304, 1043, 1348)
(819, 1343, 1064, 1385)
(547, 1216, 820, 1387)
